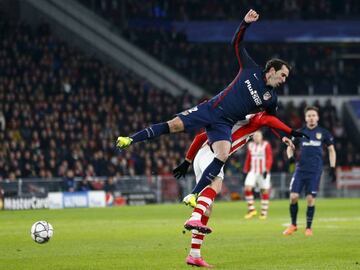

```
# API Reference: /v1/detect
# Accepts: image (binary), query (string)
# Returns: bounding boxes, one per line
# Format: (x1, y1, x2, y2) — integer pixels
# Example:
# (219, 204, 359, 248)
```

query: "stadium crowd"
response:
(82, 0, 360, 21)
(80, 0, 360, 96)
(0, 20, 193, 181)
(123, 29, 360, 95)
(0, 20, 359, 183)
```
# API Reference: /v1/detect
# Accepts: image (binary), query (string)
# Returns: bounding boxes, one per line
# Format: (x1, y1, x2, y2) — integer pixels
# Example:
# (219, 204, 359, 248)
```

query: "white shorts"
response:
(193, 145, 224, 183)
(244, 172, 271, 189)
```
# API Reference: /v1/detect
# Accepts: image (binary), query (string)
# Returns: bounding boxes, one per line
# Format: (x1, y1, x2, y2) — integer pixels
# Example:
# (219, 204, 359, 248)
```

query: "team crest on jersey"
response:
(263, 91, 271, 101)
(316, 132, 322, 139)
(181, 106, 198, 116)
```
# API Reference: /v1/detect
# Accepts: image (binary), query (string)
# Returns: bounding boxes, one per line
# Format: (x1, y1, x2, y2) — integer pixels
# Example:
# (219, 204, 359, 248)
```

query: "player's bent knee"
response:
(212, 141, 231, 162)
(306, 195, 316, 206)
(167, 117, 184, 133)
(244, 186, 252, 192)
(216, 153, 229, 162)
(290, 193, 299, 203)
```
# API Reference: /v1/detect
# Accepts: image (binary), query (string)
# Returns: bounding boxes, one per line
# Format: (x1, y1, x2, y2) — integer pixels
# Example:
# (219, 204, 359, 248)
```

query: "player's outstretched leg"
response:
(116, 117, 184, 149)
(184, 187, 217, 234)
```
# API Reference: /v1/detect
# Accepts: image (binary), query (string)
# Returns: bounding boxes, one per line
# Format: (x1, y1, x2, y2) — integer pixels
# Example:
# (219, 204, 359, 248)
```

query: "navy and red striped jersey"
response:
(209, 21, 278, 121)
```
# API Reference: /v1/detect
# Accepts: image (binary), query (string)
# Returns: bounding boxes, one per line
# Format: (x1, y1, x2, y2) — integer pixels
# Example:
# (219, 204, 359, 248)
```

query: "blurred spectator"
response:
(77, 178, 92, 191)
(0, 111, 5, 131)
(63, 170, 76, 192)
(104, 176, 116, 193)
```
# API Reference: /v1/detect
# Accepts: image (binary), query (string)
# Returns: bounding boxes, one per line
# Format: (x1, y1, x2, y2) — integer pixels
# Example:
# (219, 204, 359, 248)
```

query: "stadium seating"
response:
(81, 0, 360, 21)
(0, 20, 193, 180)
(80, 0, 360, 96)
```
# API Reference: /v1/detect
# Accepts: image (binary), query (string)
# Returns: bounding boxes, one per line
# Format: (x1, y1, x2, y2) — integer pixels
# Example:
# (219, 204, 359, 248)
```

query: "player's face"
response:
(253, 131, 263, 144)
(266, 65, 289, 88)
(305, 110, 319, 128)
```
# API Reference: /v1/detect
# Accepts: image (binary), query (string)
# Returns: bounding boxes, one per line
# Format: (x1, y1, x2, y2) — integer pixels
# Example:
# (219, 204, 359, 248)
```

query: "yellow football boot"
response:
(244, 210, 257, 219)
(182, 194, 197, 208)
(116, 136, 133, 149)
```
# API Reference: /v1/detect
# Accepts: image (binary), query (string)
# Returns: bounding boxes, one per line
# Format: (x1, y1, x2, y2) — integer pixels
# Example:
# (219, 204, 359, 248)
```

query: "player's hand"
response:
(244, 9, 259, 23)
(291, 130, 310, 139)
(173, 160, 191, 179)
(263, 171, 268, 179)
(282, 137, 295, 150)
(329, 167, 337, 183)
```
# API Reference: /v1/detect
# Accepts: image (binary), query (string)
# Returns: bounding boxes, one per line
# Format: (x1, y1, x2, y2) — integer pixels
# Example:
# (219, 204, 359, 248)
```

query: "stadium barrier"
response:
(0, 170, 357, 210)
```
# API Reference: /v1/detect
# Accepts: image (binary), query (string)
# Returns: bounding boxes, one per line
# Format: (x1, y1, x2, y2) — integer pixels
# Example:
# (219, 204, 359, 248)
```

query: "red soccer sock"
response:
(190, 232, 205, 258)
(189, 187, 217, 221)
(190, 214, 210, 258)
(201, 215, 210, 226)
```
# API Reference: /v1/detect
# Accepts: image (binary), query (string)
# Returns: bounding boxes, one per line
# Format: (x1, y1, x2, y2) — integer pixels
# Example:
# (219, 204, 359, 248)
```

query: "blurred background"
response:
(0, 0, 359, 209)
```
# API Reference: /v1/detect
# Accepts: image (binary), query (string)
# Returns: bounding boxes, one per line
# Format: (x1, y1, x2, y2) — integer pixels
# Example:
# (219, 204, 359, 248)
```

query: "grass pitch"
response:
(1, 198, 360, 270)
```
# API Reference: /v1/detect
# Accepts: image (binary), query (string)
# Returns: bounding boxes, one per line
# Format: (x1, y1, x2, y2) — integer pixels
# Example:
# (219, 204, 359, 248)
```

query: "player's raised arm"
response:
(257, 114, 309, 139)
(173, 132, 208, 179)
(231, 9, 259, 69)
(185, 132, 208, 162)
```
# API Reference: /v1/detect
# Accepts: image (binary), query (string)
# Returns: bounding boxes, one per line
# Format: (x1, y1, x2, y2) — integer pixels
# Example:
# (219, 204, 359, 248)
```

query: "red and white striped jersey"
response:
(243, 141, 273, 174)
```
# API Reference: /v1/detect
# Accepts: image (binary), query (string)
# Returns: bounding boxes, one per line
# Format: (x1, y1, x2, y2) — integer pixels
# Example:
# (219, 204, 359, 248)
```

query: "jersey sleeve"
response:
(243, 145, 251, 173)
(265, 142, 273, 172)
(185, 132, 208, 161)
(323, 129, 335, 146)
(231, 122, 260, 142)
(231, 21, 258, 69)
(258, 114, 292, 134)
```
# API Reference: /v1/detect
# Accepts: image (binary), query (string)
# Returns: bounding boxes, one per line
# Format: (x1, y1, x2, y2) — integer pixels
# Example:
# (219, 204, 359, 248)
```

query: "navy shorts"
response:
(289, 170, 322, 197)
(177, 102, 233, 144)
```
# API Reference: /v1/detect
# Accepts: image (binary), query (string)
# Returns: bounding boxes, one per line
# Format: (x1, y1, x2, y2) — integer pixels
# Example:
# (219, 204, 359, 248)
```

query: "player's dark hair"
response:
(264, 58, 291, 73)
(304, 106, 319, 114)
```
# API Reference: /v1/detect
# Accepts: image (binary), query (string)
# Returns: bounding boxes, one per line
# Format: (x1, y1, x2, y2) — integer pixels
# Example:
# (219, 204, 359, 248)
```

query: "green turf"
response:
(1, 198, 360, 270)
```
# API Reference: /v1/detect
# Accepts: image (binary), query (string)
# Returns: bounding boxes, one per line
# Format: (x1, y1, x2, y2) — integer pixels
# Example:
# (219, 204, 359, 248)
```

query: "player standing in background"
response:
(243, 131, 273, 220)
(116, 10, 293, 234)
(283, 106, 337, 236)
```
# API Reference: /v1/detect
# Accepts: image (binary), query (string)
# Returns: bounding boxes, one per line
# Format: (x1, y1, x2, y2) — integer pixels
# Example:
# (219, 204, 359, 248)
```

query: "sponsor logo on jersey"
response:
(302, 140, 321, 146)
(253, 73, 259, 80)
(263, 91, 272, 101)
(316, 132, 322, 140)
(245, 80, 262, 106)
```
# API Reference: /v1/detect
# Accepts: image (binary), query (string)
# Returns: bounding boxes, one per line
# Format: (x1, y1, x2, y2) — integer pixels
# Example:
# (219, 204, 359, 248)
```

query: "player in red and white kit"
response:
(243, 131, 272, 220)
(173, 112, 308, 267)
